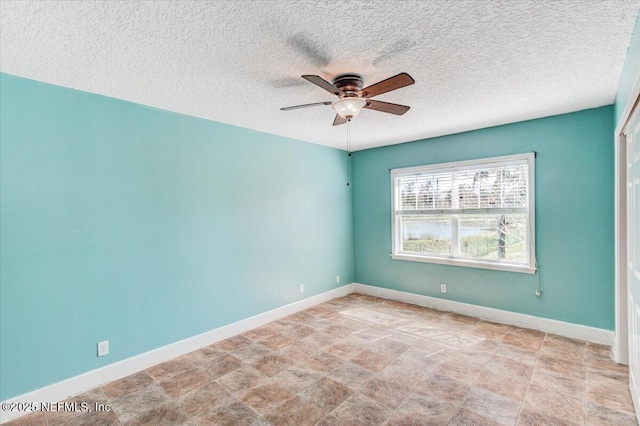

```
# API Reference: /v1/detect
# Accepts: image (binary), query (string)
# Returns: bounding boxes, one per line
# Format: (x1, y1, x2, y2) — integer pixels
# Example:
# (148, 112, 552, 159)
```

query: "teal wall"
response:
(352, 107, 615, 330)
(0, 74, 354, 400)
(615, 11, 640, 124)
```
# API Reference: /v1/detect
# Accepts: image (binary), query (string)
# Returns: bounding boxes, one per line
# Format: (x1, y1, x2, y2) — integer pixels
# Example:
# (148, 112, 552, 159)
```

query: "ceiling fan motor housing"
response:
(332, 73, 364, 97)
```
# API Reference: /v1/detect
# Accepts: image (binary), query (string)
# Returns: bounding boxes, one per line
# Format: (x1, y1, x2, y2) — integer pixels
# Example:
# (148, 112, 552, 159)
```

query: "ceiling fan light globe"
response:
(332, 98, 366, 119)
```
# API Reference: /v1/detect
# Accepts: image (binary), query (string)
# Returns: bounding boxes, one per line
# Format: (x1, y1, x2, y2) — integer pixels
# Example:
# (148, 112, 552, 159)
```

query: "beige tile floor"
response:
(6, 293, 638, 425)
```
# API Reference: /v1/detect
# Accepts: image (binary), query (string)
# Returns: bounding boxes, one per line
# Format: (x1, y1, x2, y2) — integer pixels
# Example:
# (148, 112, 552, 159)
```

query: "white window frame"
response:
(390, 153, 536, 274)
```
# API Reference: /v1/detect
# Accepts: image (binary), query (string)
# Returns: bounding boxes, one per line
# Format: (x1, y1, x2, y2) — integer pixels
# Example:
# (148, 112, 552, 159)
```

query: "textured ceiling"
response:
(1, 1, 639, 151)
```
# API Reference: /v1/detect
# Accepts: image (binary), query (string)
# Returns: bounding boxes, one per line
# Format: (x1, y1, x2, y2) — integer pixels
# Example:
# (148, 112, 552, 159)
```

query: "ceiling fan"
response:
(280, 72, 415, 125)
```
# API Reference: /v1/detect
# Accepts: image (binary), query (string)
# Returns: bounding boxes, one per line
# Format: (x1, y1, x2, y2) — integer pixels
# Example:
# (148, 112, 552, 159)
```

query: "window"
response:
(391, 153, 536, 273)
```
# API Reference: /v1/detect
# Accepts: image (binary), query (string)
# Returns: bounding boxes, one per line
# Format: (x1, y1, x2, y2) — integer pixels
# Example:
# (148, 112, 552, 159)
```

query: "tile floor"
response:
(6, 293, 638, 425)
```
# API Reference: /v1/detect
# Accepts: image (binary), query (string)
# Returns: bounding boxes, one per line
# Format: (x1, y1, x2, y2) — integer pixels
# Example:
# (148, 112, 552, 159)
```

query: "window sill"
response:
(390, 253, 537, 274)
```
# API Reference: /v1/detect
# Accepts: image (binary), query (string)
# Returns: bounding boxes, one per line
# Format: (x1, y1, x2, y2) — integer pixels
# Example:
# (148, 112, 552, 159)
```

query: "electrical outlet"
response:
(299, 284, 304, 294)
(97, 340, 109, 357)
(336, 275, 341, 284)
(440, 284, 447, 294)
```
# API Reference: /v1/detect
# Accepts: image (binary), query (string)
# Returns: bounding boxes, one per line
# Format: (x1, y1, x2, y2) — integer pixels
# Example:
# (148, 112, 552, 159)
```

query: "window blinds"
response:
(396, 160, 529, 215)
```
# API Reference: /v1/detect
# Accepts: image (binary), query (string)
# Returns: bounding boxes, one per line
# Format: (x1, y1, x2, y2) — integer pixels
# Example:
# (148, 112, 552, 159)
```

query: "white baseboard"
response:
(354, 283, 614, 346)
(0, 284, 355, 424)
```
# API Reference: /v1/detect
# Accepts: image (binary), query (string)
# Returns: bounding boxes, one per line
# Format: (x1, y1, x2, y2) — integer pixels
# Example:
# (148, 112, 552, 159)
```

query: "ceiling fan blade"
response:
(280, 101, 332, 111)
(364, 100, 410, 115)
(358, 72, 415, 98)
(333, 114, 347, 126)
(302, 75, 341, 96)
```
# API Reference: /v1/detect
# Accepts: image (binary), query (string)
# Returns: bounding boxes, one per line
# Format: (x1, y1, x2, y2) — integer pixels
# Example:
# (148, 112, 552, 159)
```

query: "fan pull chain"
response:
(346, 118, 351, 186)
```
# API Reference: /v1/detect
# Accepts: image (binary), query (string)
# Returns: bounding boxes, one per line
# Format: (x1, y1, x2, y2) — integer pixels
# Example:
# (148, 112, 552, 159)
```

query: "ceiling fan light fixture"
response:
(332, 98, 367, 119)
(281, 72, 414, 126)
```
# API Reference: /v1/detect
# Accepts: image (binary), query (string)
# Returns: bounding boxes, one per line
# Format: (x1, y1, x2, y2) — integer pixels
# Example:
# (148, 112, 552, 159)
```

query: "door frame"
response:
(613, 73, 640, 365)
